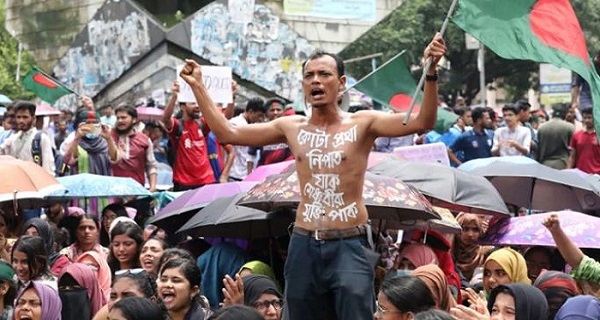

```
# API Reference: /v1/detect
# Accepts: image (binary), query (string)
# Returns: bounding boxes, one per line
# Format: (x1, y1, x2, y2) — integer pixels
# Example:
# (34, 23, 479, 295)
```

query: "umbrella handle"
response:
(12, 190, 18, 216)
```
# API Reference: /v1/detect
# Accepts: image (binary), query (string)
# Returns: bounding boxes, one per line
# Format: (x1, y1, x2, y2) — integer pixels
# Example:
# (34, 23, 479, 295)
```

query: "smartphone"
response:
(86, 123, 102, 135)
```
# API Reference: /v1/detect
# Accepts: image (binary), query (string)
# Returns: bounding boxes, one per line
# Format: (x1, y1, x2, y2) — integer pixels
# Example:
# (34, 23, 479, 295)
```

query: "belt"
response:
(293, 225, 368, 241)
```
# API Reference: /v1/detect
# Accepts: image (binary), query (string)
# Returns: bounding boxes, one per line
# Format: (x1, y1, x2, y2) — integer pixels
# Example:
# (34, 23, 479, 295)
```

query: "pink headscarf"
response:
(59, 263, 106, 315)
(399, 243, 439, 269)
(75, 251, 111, 302)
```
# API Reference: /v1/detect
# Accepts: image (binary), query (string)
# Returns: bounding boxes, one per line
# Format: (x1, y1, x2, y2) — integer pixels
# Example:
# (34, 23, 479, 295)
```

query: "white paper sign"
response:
(392, 142, 450, 166)
(177, 65, 233, 104)
(151, 89, 166, 107)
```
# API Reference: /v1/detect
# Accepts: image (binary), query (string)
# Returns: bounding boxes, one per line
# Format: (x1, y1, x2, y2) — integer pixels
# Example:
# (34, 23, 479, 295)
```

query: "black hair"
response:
(581, 108, 593, 116)
(11, 235, 49, 281)
(112, 297, 166, 320)
(524, 246, 553, 263)
(207, 305, 264, 320)
(113, 269, 157, 299)
(472, 107, 488, 123)
(502, 104, 519, 115)
(551, 103, 568, 119)
(114, 104, 138, 119)
(102, 203, 129, 219)
(245, 98, 266, 113)
(379, 275, 436, 313)
(515, 99, 531, 112)
(159, 258, 201, 290)
(108, 222, 143, 273)
(77, 213, 100, 230)
(154, 248, 194, 276)
(13, 101, 36, 117)
(485, 107, 497, 121)
(414, 309, 454, 320)
(49, 224, 68, 253)
(264, 98, 286, 111)
(302, 50, 345, 77)
(454, 106, 468, 117)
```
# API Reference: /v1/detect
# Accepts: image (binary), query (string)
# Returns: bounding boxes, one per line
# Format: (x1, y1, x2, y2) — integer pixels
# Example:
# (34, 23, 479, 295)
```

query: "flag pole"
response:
(403, 0, 460, 125)
(32, 66, 81, 97)
(344, 50, 407, 93)
(16, 42, 23, 82)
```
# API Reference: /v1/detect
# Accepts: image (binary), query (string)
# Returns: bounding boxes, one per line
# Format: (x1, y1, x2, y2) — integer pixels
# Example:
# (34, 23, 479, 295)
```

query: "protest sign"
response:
(177, 65, 233, 104)
(392, 142, 450, 166)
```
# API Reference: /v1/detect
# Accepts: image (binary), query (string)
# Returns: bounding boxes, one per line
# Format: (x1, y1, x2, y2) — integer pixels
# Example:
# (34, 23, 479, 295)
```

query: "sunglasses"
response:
(115, 268, 145, 276)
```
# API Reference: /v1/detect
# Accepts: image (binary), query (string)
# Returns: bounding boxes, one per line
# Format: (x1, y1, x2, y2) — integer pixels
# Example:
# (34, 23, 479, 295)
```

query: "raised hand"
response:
(424, 33, 447, 72)
(542, 213, 561, 232)
(179, 59, 203, 88)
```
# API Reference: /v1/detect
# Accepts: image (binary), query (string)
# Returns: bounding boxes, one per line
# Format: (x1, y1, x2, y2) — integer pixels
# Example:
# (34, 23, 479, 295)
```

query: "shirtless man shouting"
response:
(180, 33, 446, 320)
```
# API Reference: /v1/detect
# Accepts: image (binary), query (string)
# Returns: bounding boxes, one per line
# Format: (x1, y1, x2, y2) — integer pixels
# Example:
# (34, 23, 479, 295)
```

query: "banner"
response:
(177, 65, 233, 104)
(283, 0, 376, 21)
(539, 63, 572, 106)
(392, 143, 450, 166)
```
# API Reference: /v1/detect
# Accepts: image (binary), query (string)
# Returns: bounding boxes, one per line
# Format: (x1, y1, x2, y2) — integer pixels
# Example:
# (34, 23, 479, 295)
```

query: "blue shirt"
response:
(450, 129, 494, 163)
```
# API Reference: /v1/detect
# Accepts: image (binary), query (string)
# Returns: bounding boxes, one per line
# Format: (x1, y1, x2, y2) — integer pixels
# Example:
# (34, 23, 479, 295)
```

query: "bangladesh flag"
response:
(351, 51, 458, 133)
(452, 0, 600, 140)
(22, 68, 74, 104)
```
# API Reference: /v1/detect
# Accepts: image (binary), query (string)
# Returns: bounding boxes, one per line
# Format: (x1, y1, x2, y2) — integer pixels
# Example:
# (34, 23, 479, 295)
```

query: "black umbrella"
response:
(458, 157, 600, 213)
(368, 159, 509, 216)
(176, 194, 294, 239)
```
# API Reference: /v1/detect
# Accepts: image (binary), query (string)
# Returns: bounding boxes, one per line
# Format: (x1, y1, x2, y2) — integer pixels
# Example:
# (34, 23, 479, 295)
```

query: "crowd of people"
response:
(0, 33, 598, 320)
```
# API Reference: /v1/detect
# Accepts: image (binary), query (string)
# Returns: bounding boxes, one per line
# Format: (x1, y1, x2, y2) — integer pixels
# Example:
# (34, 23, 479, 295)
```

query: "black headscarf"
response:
(488, 283, 548, 320)
(24, 218, 54, 255)
(242, 274, 281, 306)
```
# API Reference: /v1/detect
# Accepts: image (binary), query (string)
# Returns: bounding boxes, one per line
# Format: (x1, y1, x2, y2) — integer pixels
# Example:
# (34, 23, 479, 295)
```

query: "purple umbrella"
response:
(148, 181, 258, 234)
(136, 107, 163, 121)
(244, 160, 295, 182)
(481, 210, 600, 249)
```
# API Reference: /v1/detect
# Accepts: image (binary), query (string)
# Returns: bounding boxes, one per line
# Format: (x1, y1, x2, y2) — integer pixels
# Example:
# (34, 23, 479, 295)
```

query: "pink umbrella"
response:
(136, 107, 163, 121)
(35, 104, 60, 116)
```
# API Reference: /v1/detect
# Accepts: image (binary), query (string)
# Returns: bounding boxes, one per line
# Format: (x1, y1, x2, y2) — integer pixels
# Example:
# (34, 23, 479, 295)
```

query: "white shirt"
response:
(1, 127, 55, 175)
(492, 125, 532, 156)
(228, 114, 252, 180)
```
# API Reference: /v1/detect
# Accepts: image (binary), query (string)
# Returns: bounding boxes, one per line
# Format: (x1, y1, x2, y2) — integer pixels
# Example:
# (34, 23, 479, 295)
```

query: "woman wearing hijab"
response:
(483, 248, 530, 295)
(453, 213, 491, 282)
(554, 295, 600, 320)
(60, 109, 119, 214)
(412, 265, 457, 312)
(487, 283, 548, 320)
(396, 243, 438, 271)
(22, 218, 71, 276)
(242, 275, 282, 320)
(75, 250, 111, 302)
(533, 270, 579, 320)
(58, 263, 105, 319)
(13, 281, 62, 320)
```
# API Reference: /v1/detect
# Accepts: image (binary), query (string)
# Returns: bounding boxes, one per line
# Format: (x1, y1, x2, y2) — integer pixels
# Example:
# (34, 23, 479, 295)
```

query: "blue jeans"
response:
(283, 233, 375, 320)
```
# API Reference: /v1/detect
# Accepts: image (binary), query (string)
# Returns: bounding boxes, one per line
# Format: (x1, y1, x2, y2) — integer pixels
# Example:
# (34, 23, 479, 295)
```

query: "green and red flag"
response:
(351, 50, 458, 133)
(452, 0, 600, 140)
(22, 68, 74, 104)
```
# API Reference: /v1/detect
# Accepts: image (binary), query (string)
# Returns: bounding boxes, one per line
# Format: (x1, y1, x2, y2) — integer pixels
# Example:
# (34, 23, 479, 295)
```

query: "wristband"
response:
(425, 74, 438, 82)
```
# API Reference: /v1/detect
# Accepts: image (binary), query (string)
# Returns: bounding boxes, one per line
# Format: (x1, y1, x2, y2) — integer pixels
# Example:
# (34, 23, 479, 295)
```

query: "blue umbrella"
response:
(49, 173, 151, 198)
(0, 94, 11, 105)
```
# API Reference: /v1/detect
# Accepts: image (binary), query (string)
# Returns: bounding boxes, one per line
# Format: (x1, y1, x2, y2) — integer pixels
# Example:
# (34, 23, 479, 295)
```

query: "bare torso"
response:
(282, 112, 375, 230)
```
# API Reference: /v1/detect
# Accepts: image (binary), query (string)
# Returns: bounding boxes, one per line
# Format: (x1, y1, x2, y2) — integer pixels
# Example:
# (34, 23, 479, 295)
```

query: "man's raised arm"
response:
(180, 60, 286, 146)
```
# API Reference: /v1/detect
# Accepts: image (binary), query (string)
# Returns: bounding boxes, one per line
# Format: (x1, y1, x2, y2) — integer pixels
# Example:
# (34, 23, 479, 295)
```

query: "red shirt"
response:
(111, 130, 151, 185)
(168, 118, 215, 186)
(570, 130, 600, 174)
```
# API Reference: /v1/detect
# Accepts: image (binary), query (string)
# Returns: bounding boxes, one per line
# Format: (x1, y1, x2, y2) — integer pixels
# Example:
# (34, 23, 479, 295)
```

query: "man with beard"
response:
(111, 105, 158, 191)
(161, 82, 215, 191)
(1, 101, 55, 175)
(179, 34, 446, 319)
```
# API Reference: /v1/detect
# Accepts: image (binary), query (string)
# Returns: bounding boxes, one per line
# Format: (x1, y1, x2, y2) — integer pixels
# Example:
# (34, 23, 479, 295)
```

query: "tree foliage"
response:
(0, 0, 37, 101)
(339, 0, 600, 106)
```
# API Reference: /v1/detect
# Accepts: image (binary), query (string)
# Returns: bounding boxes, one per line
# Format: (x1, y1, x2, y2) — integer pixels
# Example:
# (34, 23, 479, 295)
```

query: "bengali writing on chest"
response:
(296, 126, 360, 223)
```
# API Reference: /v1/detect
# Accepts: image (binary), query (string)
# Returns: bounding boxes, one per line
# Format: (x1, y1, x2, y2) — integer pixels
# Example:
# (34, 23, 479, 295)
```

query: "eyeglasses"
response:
(253, 299, 283, 311)
(115, 268, 145, 276)
(376, 301, 400, 316)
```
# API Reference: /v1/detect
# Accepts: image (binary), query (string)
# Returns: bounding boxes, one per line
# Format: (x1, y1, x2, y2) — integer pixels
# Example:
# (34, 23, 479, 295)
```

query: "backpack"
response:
(31, 131, 44, 166)
(166, 119, 207, 167)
